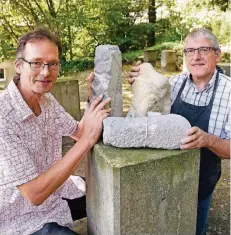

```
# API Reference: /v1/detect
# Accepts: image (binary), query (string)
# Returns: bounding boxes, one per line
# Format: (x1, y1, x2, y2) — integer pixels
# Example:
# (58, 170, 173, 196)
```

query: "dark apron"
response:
(170, 73, 221, 200)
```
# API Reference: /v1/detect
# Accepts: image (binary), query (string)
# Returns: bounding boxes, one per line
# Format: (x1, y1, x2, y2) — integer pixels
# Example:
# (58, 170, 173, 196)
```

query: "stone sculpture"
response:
(91, 45, 123, 117)
(127, 63, 171, 117)
(91, 45, 191, 149)
(103, 113, 191, 149)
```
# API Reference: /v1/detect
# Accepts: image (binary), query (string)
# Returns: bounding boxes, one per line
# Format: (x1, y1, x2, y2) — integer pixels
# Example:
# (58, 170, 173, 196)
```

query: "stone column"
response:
(161, 50, 177, 72)
(86, 142, 200, 235)
(51, 79, 81, 144)
(144, 50, 157, 67)
(92, 45, 123, 117)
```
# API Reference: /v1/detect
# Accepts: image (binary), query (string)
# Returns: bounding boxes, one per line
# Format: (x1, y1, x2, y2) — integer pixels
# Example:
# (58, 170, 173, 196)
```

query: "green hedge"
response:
(147, 42, 183, 59)
(121, 42, 183, 64)
(60, 58, 94, 76)
(60, 42, 184, 75)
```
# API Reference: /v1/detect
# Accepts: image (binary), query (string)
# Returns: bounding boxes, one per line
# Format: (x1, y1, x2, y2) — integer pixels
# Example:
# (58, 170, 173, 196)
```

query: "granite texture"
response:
(103, 114, 191, 149)
(92, 45, 123, 117)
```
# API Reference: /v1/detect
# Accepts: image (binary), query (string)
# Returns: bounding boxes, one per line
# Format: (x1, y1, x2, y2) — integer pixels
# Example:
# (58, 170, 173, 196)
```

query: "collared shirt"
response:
(170, 70, 230, 139)
(0, 78, 86, 235)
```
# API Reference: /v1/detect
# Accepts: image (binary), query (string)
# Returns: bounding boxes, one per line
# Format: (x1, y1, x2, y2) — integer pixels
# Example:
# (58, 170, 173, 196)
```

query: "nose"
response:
(40, 64, 50, 77)
(193, 49, 202, 59)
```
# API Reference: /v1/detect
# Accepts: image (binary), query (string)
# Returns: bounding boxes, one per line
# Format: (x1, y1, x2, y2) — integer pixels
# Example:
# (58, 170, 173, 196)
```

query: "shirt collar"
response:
(7, 76, 34, 121)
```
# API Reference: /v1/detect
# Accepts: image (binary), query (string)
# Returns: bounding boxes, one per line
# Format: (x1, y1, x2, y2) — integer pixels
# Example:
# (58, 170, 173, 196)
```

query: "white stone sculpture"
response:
(91, 45, 123, 117)
(91, 46, 191, 149)
(103, 113, 191, 149)
(127, 63, 171, 117)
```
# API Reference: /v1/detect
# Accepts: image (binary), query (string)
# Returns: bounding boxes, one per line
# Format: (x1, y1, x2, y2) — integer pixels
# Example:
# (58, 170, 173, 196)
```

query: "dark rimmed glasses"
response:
(183, 47, 217, 57)
(20, 58, 60, 71)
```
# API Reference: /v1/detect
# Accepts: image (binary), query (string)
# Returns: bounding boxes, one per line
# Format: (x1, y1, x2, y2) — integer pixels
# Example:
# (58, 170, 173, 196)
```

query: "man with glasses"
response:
(0, 28, 111, 234)
(128, 28, 230, 235)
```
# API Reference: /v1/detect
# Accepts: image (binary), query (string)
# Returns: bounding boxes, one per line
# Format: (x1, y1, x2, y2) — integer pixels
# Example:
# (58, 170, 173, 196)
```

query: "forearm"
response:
(71, 119, 84, 141)
(18, 137, 92, 206)
(207, 135, 230, 159)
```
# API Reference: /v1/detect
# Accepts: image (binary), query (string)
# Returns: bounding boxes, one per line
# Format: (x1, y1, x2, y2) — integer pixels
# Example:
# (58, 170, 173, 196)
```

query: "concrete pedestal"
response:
(144, 50, 157, 67)
(86, 142, 200, 235)
(161, 50, 177, 72)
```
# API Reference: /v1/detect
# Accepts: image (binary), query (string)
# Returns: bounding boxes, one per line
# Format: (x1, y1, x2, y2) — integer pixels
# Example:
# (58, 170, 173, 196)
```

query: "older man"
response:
(0, 28, 110, 235)
(129, 28, 230, 235)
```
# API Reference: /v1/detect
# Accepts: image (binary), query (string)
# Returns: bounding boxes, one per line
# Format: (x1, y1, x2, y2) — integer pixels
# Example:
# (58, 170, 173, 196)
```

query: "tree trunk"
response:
(147, 0, 156, 47)
(66, 0, 73, 60)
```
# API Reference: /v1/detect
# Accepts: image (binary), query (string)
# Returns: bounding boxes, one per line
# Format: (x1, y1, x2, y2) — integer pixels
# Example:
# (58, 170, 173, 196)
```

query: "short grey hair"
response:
(184, 28, 220, 51)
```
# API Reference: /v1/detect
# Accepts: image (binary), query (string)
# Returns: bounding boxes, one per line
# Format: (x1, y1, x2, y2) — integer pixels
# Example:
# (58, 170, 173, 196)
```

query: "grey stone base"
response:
(86, 143, 200, 235)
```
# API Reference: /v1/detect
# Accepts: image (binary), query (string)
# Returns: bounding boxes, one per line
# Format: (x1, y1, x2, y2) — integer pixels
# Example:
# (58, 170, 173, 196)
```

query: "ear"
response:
(15, 59, 22, 74)
(215, 50, 221, 63)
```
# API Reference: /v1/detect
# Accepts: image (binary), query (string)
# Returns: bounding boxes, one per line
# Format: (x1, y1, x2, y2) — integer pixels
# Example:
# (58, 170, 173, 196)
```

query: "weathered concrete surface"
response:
(161, 50, 177, 72)
(92, 45, 123, 117)
(51, 78, 81, 121)
(144, 50, 157, 67)
(103, 114, 191, 149)
(86, 142, 200, 235)
(51, 79, 81, 145)
(128, 63, 171, 117)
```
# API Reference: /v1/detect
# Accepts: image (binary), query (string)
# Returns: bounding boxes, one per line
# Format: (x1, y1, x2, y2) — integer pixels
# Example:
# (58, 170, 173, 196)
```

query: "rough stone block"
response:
(144, 50, 157, 67)
(161, 50, 177, 72)
(92, 45, 123, 117)
(127, 63, 171, 117)
(103, 114, 191, 149)
(51, 79, 81, 121)
(87, 143, 200, 235)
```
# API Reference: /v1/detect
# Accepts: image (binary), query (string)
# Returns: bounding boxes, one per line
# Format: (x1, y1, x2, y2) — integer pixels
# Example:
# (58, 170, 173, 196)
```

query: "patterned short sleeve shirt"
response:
(0, 79, 86, 235)
(169, 70, 230, 139)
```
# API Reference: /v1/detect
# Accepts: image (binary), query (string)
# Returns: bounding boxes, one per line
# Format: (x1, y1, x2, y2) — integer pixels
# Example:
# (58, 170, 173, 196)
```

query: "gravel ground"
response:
(63, 66, 230, 235)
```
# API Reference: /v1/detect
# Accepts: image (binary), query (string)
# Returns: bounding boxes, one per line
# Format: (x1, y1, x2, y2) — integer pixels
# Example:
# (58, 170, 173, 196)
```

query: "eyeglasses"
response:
(20, 58, 60, 71)
(183, 47, 216, 57)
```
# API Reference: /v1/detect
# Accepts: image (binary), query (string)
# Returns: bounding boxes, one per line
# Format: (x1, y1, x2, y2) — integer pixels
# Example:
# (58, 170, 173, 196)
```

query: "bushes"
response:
(60, 58, 94, 76)
(60, 42, 185, 75)
(148, 42, 183, 59)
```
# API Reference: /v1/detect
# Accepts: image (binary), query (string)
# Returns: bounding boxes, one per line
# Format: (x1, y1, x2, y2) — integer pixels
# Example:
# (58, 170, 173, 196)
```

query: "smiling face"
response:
(184, 36, 221, 81)
(15, 39, 59, 96)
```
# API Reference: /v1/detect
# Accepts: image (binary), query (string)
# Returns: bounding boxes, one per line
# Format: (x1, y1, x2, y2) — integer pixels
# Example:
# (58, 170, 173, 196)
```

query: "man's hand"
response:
(128, 61, 142, 85)
(180, 126, 210, 150)
(81, 94, 111, 147)
(180, 126, 230, 159)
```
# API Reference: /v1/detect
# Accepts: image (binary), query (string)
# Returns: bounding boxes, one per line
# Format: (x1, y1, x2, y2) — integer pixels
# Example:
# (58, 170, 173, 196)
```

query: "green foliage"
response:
(60, 58, 94, 76)
(0, 0, 229, 75)
(122, 50, 143, 64)
(148, 42, 183, 59)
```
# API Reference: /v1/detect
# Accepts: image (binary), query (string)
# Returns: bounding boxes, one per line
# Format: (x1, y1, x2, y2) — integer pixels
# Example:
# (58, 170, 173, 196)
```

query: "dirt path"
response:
(64, 66, 230, 235)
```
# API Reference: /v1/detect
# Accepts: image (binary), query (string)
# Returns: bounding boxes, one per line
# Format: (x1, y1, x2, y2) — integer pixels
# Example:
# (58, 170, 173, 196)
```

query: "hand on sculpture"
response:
(81, 94, 111, 147)
(180, 126, 211, 150)
(128, 61, 142, 85)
